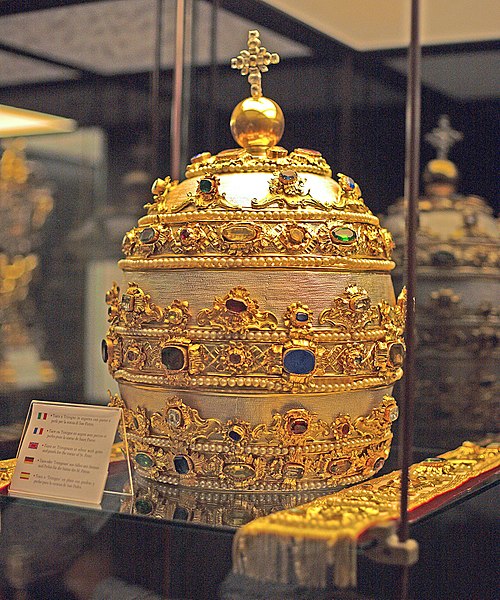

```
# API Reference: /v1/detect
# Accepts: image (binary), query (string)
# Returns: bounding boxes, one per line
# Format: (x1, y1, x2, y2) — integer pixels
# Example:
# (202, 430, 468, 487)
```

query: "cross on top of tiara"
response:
(231, 30, 280, 99)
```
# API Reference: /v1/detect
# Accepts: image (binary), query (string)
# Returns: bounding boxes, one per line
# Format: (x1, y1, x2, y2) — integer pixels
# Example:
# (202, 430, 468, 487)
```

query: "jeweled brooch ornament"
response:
(104, 31, 406, 491)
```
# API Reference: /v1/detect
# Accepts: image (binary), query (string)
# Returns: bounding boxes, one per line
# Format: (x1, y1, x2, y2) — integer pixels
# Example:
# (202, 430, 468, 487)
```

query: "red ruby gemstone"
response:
(290, 418, 308, 435)
(225, 299, 247, 313)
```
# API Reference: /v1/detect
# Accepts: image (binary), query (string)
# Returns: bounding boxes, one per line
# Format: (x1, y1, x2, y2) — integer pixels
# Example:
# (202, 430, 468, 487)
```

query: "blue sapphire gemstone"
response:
(161, 346, 185, 371)
(101, 339, 108, 363)
(283, 349, 316, 375)
(295, 312, 309, 322)
(228, 429, 242, 442)
(173, 455, 190, 474)
(346, 177, 355, 190)
(173, 506, 190, 521)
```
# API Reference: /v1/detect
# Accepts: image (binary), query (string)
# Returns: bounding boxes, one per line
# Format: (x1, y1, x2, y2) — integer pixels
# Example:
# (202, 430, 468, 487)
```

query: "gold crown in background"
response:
(105, 30, 405, 490)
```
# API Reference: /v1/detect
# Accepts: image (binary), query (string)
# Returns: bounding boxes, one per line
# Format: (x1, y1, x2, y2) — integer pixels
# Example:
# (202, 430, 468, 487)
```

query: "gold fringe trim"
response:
(232, 441, 500, 589)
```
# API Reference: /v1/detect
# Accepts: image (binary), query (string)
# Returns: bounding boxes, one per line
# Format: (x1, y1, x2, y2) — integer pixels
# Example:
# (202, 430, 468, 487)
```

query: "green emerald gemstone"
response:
(332, 227, 357, 243)
(135, 498, 154, 514)
(199, 178, 213, 193)
(135, 452, 155, 468)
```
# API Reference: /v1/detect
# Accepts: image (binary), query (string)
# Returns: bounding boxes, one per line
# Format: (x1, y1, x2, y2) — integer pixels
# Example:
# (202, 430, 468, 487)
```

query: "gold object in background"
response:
(0, 141, 57, 389)
(104, 30, 405, 490)
(383, 115, 499, 449)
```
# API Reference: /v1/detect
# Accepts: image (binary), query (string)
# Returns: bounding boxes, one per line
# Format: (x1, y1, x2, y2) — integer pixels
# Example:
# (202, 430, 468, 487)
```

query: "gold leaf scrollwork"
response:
(378, 287, 407, 337)
(197, 286, 278, 332)
(108, 282, 164, 328)
(217, 341, 256, 374)
(174, 175, 238, 213)
(252, 170, 329, 210)
(336, 173, 368, 213)
(145, 176, 179, 213)
(124, 224, 172, 258)
(283, 302, 314, 337)
(163, 299, 190, 331)
(319, 286, 379, 331)
(105, 283, 191, 330)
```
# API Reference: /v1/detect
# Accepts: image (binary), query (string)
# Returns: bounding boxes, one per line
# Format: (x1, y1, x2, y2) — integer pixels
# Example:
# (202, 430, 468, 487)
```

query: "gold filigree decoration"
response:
(336, 173, 368, 213)
(184, 146, 332, 179)
(106, 282, 164, 328)
(168, 175, 238, 213)
(379, 288, 407, 338)
(0, 458, 16, 487)
(252, 170, 328, 210)
(171, 222, 210, 253)
(217, 341, 256, 374)
(123, 220, 394, 260)
(284, 302, 314, 336)
(110, 394, 399, 490)
(122, 223, 172, 257)
(273, 222, 315, 253)
(197, 287, 278, 332)
(319, 285, 379, 331)
(163, 299, 190, 331)
(143, 176, 179, 214)
(106, 282, 191, 330)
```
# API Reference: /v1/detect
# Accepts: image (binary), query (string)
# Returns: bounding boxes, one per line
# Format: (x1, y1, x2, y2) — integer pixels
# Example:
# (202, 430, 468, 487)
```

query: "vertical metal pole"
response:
(338, 52, 354, 173)
(400, 2, 420, 595)
(151, 0, 163, 177)
(208, 0, 219, 152)
(171, 0, 186, 181)
(181, 0, 193, 171)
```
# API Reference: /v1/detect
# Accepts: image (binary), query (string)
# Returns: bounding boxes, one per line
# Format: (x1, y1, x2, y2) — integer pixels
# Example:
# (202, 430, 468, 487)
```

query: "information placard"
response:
(9, 401, 122, 505)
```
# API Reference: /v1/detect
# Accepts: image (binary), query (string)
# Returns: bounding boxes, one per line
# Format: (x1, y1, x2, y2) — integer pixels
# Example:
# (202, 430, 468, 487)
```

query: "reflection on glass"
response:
(120, 474, 327, 528)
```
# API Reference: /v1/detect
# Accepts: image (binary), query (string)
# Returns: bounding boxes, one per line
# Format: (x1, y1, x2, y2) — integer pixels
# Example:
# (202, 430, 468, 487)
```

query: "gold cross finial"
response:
(231, 30, 280, 99)
(425, 115, 463, 160)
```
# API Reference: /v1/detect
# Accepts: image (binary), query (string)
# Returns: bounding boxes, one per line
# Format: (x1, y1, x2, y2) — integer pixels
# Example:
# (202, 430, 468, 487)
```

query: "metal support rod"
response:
(151, 0, 163, 177)
(208, 0, 220, 152)
(400, 0, 421, 547)
(170, 0, 186, 181)
(338, 52, 354, 173)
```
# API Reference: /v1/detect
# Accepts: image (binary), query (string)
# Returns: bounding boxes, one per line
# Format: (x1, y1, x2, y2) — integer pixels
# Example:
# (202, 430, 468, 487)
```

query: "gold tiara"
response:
(106, 30, 406, 491)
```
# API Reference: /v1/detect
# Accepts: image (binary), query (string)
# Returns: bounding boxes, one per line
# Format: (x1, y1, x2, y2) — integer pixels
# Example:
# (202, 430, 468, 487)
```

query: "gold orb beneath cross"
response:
(230, 96, 284, 155)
